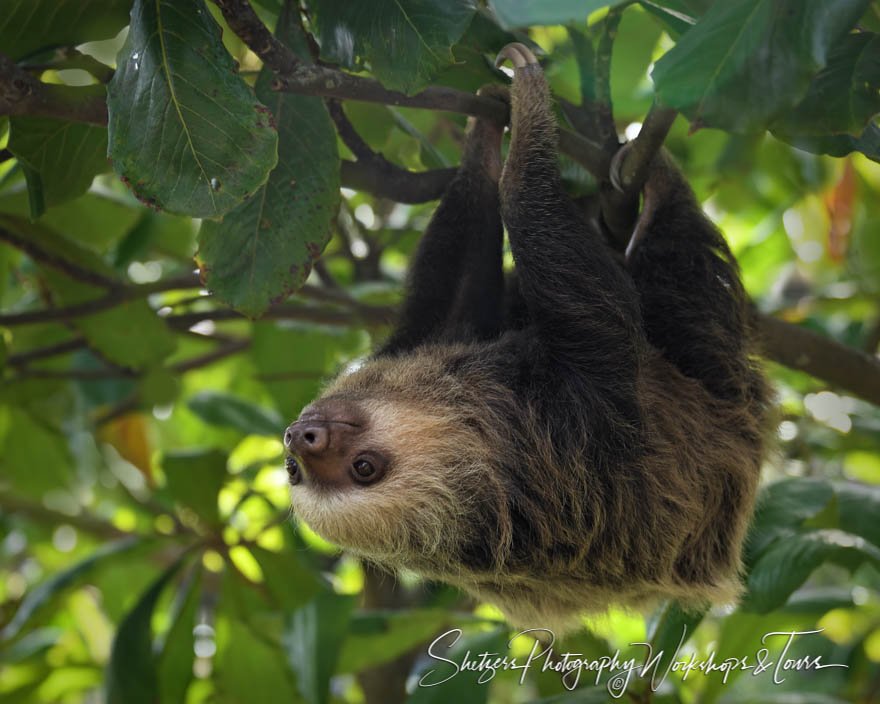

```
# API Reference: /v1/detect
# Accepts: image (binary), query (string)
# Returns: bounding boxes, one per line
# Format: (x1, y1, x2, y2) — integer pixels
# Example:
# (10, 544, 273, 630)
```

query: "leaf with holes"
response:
(0, 0, 132, 61)
(107, 0, 278, 217)
(308, 0, 476, 94)
(197, 6, 339, 316)
(652, 0, 871, 133)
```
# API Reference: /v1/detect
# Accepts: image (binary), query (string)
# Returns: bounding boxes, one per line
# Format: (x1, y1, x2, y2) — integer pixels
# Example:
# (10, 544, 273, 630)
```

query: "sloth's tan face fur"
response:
(286, 349, 496, 574)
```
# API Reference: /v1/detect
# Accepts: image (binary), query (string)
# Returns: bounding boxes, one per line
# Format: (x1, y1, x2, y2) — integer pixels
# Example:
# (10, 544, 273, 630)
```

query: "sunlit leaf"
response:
(107, 0, 278, 217)
(251, 545, 324, 612)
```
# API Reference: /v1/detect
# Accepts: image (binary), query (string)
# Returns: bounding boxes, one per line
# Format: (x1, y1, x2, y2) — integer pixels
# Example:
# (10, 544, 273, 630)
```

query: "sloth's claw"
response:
(495, 42, 538, 69)
(609, 142, 634, 194)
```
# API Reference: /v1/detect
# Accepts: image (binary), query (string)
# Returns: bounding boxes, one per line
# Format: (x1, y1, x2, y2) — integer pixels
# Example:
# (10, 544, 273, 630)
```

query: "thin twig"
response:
(0, 225, 121, 289)
(595, 5, 627, 150)
(7, 336, 87, 366)
(0, 490, 131, 539)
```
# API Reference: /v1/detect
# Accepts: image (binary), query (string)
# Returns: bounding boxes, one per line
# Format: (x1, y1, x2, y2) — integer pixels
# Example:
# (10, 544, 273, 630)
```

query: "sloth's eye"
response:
(352, 459, 376, 481)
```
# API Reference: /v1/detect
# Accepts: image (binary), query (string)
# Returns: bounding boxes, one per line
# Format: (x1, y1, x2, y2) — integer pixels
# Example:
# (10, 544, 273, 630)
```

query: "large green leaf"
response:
(0, 0, 132, 61)
(0, 216, 177, 369)
(8, 110, 110, 218)
(197, 5, 339, 316)
(187, 391, 286, 437)
(488, 0, 630, 28)
(652, 0, 871, 133)
(745, 529, 880, 613)
(107, 0, 278, 217)
(105, 556, 188, 704)
(161, 448, 228, 526)
(744, 477, 834, 565)
(771, 33, 880, 138)
(308, 0, 476, 94)
(282, 592, 357, 704)
(0, 537, 141, 641)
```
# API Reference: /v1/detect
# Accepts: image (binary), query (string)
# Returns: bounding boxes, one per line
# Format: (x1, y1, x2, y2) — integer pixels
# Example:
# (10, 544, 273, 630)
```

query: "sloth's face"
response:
(283, 369, 493, 565)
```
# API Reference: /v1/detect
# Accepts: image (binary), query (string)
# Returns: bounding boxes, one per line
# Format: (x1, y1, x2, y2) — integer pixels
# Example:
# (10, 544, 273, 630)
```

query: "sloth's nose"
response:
(284, 422, 330, 454)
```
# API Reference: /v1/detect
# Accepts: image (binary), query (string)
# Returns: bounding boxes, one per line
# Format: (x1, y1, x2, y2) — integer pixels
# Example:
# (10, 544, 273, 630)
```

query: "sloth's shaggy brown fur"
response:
(286, 44, 771, 631)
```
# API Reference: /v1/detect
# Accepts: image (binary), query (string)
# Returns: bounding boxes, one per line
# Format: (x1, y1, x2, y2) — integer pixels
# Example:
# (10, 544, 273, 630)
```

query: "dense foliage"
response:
(2, 1, 880, 703)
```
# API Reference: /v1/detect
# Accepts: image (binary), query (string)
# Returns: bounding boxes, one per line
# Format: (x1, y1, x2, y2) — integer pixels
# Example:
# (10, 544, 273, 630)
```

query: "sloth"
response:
(283, 43, 770, 630)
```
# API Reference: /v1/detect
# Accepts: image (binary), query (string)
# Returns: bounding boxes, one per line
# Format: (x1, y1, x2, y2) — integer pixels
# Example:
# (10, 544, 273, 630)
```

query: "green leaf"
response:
(745, 477, 834, 565)
(0, 405, 72, 499)
(107, 0, 278, 217)
(1, 538, 141, 641)
(106, 556, 188, 704)
(337, 609, 450, 674)
(488, 0, 631, 28)
(309, 0, 476, 94)
(652, 0, 871, 133)
(187, 391, 285, 437)
(835, 481, 880, 547)
(251, 545, 323, 612)
(8, 111, 109, 218)
(156, 567, 201, 704)
(252, 321, 367, 421)
(0, 0, 132, 61)
(774, 120, 880, 164)
(610, 7, 663, 120)
(745, 529, 880, 613)
(215, 616, 301, 704)
(161, 448, 228, 525)
(771, 33, 880, 138)
(196, 6, 339, 316)
(282, 592, 357, 704)
(638, 1, 698, 37)
(0, 216, 177, 369)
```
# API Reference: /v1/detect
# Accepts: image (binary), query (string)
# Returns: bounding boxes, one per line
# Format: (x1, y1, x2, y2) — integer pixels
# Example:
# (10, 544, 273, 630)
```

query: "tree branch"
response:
(616, 103, 678, 192)
(757, 312, 880, 407)
(0, 273, 201, 327)
(7, 336, 87, 366)
(0, 50, 107, 125)
(595, 5, 627, 151)
(0, 226, 121, 289)
(0, 489, 131, 539)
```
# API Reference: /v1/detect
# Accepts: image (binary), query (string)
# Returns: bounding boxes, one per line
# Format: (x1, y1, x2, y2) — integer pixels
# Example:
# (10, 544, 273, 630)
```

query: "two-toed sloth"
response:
(283, 43, 770, 630)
